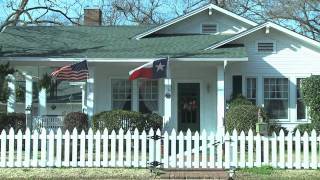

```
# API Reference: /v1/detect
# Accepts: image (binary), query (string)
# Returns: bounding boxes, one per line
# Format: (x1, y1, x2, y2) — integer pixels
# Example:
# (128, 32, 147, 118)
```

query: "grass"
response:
(0, 168, 154, 179)
(236, 166, 320, 180)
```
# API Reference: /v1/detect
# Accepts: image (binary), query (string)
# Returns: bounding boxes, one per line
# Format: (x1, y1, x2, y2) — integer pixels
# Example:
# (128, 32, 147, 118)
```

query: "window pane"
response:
(112, 79, 132, 110)
(246, 78, 256, 104)
(297, 78, 306, 119)
(139, 79, 158, 114)
(264, 78, 288, 119)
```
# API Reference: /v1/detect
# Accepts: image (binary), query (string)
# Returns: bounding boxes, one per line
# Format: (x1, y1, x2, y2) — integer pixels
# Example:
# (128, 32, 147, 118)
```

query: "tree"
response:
(0, 63, 15, 103)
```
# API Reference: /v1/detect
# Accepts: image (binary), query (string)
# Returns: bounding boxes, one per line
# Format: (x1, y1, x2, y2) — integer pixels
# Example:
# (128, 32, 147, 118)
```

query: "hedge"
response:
(93, 110, 163, 132)
(0, 113, 25, 133)
(301, 76, 320, 123)
(63, 112, 89, 133)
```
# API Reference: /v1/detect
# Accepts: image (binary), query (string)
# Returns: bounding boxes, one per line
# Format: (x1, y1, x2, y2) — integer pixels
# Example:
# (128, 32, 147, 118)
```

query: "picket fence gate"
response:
(0, 127, 319, 169)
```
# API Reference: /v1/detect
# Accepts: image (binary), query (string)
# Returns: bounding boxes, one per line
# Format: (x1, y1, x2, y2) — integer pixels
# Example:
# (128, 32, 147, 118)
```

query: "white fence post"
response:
(63, 130, 70, 167)
(141, 130, 147, 168)
(295, 130, 301, 169)
(170, 129, 177, 168)
(87, 128, 94, 167)
(239, 131, 245, 168)
(95, 130, 101, 167)
(125, 130, 131, 167)
(271, 132, 277, 168)
(0, 130, 6, 167)
(201, 130, 208, 168)
(209, 132, 215, 168)
(24, 128, 31, 167)
(8, 128, 14, 167)
(102, 129, 109, 167)
(178, 131, 184, 168)
(287, 131, 293, 169)
(279, 130, 285, 168)
(118, 128, 124, 167)
(194, 131, 200, 168)
(110, 130, 116, 167)
(224, 131, 230, 169)
(71, 128, 78, 167)
(232, 129, 238, 168)
(163, 131, 169, 168)
(248, 129, 254, 168)
(16, 130, 23, 167)
(56, 128, 62, 167)
(32, 130, 39, 167)
(303, 131, 309, 169)
(148, 128, 155, 168)
(79, 130, 86, 167)
(256, 133, 261, 167)
(263, 135, 269, 166)
(40, 128, 47, 167)
(133, 128, 139, 167)
(311, 130, 317, 169)
(48, 130, 55, 167)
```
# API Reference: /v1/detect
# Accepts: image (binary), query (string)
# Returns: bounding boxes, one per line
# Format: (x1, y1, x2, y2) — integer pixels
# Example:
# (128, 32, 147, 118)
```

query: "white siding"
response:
(156, 10, 250, 35)
(225, 28, 320, 130)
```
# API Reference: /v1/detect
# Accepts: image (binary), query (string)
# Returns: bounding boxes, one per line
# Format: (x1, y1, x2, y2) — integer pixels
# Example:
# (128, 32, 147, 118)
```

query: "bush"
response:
(225, 104, 259, 133)
(93, 110, 163, 132)
(301, 76, 320, 123)
(227, 94, 252, 109)
(294, 122, 320, 133)
(0, 113, 25, 133)
(63, 112, 88, 133)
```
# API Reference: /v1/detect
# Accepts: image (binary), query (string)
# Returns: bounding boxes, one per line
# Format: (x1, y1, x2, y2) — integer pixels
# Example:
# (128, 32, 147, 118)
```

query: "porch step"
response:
(159, 168, 229, 179)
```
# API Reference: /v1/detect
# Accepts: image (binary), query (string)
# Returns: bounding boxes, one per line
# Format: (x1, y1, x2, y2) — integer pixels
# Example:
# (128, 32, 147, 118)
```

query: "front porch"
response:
(6, 59, 245, 133)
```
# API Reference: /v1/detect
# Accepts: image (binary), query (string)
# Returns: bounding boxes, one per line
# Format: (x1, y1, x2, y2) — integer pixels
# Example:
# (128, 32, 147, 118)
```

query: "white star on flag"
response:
(156, 62, 165, 72)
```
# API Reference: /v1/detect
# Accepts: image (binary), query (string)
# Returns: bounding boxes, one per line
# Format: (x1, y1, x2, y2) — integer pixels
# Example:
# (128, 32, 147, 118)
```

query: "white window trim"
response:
(200, 23, 219, 34)
(137, 79, 160, 114)
(263, 76, 290, 122)
(245, 76, 257, 105)
(109, 77, 160, 113)
(110, 78, 133, 111)
(256, 40, 277, 54)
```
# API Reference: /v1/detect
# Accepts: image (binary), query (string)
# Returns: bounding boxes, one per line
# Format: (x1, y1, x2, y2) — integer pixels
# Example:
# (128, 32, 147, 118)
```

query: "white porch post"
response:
(38, 88, 47, 116)
(7, 75, 16, 113)
(163, 78, 172, 132)
(86, 67, 95, 122)
(25, 75, 33, 128)
(216, 64, 225, 133)
(80, 84, 86, 113)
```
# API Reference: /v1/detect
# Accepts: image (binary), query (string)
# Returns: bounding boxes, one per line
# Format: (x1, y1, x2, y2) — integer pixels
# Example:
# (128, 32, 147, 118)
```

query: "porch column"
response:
(38, 88, 47, 116)
(7, 74, 16, 113)
(86, 67, 95, 122)
(163, 78, 172, 132)
(216, 65, 225, 133)
(80, 84, 86, 113)
(25, 75, 33, 129)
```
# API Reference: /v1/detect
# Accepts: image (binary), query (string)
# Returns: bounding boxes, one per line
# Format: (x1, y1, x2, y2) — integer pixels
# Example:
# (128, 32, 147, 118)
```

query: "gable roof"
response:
(133, 3, 258, 39)
(0, 26, 247, 59)
(205, 21, 320, 50)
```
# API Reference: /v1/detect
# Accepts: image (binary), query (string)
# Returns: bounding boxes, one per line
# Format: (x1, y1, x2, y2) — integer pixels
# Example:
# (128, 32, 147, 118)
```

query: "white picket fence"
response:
(0, 127, 319, 169)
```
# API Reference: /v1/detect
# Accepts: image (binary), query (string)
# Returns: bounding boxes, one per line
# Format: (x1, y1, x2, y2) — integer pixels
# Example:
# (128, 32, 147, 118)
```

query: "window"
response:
(112, 79, 132, 111)
(264, 78, 288, 119)
(138, 80, 158, 114)
(47, 81, 81, 103)
(257, 42, 275, 53)
(246, 78, 256, 104)
(232, 75, 242, 97)
(297, 78, 306, 120)
(202, 24, 217, 34)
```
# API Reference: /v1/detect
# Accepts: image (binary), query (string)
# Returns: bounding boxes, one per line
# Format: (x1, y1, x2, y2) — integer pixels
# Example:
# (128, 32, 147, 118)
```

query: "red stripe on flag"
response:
(129, 68, 153, 80)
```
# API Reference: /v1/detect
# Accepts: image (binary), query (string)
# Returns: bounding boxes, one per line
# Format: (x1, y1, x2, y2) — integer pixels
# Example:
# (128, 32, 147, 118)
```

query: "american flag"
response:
(51, 60, 89, 81)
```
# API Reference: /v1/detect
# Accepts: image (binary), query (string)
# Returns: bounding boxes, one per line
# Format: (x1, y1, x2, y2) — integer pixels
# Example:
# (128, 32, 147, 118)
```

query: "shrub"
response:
(227, 94, 252, 109)
(225, 104, 259, 133)
(63, 112, 88, 133)
(294, 122, 320, 133)
(93, 110, 163, 132)
(0, 113, 25, 133)
(301, 76, 320, 123)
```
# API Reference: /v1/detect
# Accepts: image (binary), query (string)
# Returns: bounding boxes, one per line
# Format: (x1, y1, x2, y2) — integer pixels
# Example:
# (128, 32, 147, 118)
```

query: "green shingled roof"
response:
(0, 26, 247, 59)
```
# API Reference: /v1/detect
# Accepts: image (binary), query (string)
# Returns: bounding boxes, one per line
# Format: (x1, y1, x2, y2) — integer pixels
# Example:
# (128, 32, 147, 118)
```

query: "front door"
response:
(177, 83, 200, 132)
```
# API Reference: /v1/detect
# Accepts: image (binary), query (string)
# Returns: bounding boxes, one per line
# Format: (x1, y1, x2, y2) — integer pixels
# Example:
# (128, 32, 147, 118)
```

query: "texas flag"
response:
(129, 58, 168, 80)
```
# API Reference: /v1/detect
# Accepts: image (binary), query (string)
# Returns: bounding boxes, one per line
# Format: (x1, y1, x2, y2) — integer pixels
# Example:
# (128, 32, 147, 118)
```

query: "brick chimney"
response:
(84, 8, 102, 26)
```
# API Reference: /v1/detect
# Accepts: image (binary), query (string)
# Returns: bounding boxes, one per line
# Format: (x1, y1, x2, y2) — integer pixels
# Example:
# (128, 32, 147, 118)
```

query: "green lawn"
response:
(0, 168, 154, 179)
(236, 166, 320, 180)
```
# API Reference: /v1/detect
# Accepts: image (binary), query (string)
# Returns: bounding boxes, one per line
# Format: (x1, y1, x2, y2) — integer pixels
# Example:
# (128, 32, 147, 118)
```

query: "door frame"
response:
(173, 79, 204, 132)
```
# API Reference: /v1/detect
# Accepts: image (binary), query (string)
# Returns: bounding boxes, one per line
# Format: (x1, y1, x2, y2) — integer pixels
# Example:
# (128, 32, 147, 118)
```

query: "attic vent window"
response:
(202, 24, 218, 34)
(257, 42, 275, 53)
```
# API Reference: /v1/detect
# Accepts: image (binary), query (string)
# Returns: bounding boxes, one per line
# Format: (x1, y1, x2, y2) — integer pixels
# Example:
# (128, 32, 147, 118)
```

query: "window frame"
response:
(263, 77, 289, 121)
(110, 78, 133, 111)
(256, 40, 277, 54)
(138, 79, 160, 114)
(246, 77, 257, 105)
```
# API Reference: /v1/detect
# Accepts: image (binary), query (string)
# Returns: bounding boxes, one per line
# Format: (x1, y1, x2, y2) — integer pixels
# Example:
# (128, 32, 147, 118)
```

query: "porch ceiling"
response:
(0, 26, 247, 59)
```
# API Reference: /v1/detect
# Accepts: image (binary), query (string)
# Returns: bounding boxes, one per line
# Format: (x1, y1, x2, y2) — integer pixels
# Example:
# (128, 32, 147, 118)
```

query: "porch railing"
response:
(32, 115, 64, 132)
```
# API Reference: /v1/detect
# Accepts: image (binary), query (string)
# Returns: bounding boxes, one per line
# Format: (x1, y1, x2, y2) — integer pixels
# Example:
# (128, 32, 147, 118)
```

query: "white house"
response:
(1, 4, 320, 132)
